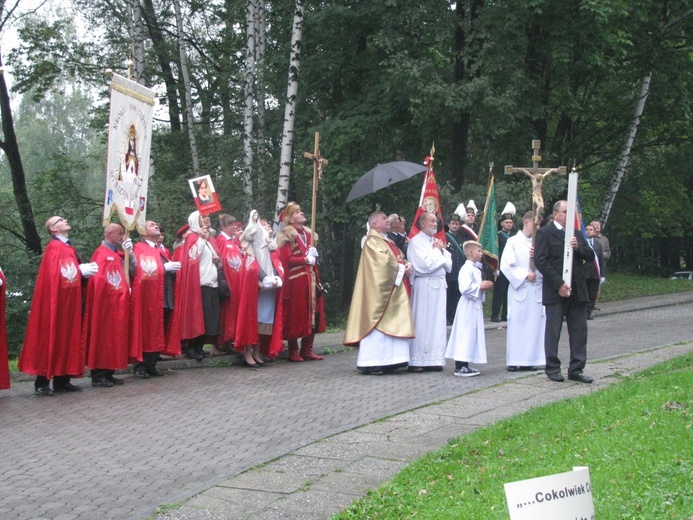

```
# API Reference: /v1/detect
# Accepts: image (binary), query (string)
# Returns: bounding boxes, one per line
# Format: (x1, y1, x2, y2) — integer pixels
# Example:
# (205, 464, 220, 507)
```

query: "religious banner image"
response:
(188, 174, 222, 215)
(103, 73, 156, 233)
(408, 152, 446, 243)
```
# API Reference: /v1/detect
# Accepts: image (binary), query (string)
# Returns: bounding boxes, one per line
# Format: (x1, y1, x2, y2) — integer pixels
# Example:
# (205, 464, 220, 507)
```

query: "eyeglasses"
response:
(556, 210, 567, 214)
(48, 218, 66, 228)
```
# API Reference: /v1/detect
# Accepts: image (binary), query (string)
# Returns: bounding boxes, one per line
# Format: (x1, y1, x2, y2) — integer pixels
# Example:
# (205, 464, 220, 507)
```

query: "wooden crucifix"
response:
(303, 132, 328, 246)
(505, 140, 566, 269)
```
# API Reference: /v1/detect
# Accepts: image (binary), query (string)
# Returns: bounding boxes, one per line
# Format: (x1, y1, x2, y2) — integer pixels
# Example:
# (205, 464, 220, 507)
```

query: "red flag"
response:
(408, 154, 446, 243)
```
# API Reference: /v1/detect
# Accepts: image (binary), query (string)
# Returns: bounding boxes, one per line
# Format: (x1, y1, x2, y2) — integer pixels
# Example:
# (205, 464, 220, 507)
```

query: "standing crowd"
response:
(7, 202, 325, 395)
(1, 199, 609, 393)
(345, 200, 604, 384)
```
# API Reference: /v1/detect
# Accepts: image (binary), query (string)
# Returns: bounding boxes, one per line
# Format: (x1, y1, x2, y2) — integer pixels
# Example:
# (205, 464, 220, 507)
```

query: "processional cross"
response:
(304, 132, 328, 246)
(505, 140, 566, 269)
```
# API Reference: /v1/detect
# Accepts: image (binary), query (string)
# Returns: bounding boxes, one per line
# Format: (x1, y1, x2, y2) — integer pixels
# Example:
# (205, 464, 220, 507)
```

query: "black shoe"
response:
(107, 375, 125, 385)
(186, 350, 204, 361)
(547, 372, 565, 382)
(35, 386, 54, 396)
(145, 367, 165, 377)
(507, 366, 520, 372)
(519, 366, 537, 371)
(586, 315, 594, 320)
(54, 382, 82, 392)
(91, 377, 115, 388)
(242, 359, 260, 368)
(490, 317, 501, 323)
(407, 366, 424, 373)
(422, 366, 444, 372)
(133, 370, 150, 379)
(568, 372, 593, 384)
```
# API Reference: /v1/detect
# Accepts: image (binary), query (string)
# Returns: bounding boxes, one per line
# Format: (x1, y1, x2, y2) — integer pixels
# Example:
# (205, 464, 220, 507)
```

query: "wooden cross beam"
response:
(304, 132, 328, 246)
(505, 140, 566, 269)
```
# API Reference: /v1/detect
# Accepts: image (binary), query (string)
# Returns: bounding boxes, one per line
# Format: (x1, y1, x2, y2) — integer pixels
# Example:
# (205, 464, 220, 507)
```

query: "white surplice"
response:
(407, 232, 452, 367)
(445, 260, 487, 363)
(500, 232, 546, 366)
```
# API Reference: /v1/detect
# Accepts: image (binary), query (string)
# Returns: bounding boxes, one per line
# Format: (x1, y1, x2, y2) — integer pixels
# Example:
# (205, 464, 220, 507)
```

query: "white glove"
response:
(164, 261, 181, 272)
(274, 276, 283, 288)
(307, 246, 319, 258)
(79, 262, 99, 278)
(305, 255, 316, 266)
(122, 238, 133, 251)
(262, 275, 275, 289)
(600, 277, 606, 284)
(0, 277, 3, 287)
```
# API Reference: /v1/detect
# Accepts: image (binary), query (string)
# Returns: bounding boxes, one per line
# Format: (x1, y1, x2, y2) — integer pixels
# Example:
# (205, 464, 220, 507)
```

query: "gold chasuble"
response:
(344, 229, 415, 345)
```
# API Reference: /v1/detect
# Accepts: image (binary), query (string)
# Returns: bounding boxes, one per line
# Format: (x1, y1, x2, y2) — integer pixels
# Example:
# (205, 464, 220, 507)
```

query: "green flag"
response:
(477, 174, 499, 272)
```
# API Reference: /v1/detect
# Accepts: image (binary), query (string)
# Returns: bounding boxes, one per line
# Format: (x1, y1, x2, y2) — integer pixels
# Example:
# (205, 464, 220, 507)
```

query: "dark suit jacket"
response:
(535, 223, 595, 305)
(387, 232, 407, 257)
(583, 238, 603, 280)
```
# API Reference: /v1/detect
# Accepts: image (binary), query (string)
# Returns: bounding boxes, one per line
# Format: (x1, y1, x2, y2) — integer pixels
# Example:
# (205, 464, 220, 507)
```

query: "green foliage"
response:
(335, 353, 693, 519)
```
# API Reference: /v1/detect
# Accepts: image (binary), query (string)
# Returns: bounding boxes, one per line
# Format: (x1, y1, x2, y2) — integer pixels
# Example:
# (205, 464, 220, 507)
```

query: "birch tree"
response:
(172, 0, 200, 177)
(242, 0, 256, 203)
(273, 0, 303, 224)
(127, 0, 146, 84)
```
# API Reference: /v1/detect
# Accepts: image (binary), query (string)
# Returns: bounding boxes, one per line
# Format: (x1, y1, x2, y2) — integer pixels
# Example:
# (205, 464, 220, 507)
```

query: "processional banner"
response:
(102, 73, 156, 233)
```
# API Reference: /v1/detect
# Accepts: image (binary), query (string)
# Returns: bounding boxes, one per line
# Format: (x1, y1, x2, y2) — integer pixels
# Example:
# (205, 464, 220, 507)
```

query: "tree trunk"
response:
(243, 0, 256, 205)
(0, 56, 42, 256)
(173, 0, 201, 177)
(142, 0, 182, 132)
(273, 0, 304, 224)
(127, 0, 147, 83)
(256, 0, 267, 182)
(599, 72, 651, 229)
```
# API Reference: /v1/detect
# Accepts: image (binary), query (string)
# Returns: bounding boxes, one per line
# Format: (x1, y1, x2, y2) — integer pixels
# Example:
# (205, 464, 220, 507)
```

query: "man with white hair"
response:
(407, 212, 452, 372)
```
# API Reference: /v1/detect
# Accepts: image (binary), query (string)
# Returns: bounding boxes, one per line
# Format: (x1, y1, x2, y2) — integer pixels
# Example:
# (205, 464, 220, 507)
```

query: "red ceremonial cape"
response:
(277, 226, 326, 340)
(130, 241, 166, 360)
(234, 253, 261, 349)
(169, 232, 206, 343)
(216, 234, 244, 343)
(82, 245, 130, 370)
(18, 239, 85, 379)
(259, 251, 285, 359)
(0, 269, 10, 389)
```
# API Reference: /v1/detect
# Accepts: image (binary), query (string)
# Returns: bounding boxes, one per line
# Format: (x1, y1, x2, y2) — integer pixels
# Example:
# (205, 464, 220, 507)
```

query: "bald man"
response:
(83, 223, 136, 387)
(19, 216, 99, 395)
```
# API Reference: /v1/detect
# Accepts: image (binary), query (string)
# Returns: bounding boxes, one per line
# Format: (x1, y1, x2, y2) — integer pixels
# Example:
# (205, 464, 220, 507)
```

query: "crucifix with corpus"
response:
(303, 132, 328, 246)
(505, 140, 566, 269)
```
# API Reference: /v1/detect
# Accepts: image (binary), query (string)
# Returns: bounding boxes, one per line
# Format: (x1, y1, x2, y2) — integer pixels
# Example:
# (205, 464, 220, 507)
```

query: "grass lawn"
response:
(334, 352, 692, 519)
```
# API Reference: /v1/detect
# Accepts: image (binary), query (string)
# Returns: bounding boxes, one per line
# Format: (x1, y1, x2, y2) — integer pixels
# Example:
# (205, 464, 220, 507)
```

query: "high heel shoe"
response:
(242, 358, 260, 368)
(252, 358, 267, 367)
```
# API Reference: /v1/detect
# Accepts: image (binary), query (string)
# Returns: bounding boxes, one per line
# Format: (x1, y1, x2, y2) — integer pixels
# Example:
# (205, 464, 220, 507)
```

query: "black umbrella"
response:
(346, 161, 427, 203)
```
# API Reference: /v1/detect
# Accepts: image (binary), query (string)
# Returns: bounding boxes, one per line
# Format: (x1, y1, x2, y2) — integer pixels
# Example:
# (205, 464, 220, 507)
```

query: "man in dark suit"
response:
(584, 223, 604, 320)
(387, 213, 409, 257)
(535, 200, 595, 383)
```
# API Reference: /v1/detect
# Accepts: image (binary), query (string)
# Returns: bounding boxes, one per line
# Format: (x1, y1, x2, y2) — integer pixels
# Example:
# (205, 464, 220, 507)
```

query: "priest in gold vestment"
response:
(344, 211, 415, 375)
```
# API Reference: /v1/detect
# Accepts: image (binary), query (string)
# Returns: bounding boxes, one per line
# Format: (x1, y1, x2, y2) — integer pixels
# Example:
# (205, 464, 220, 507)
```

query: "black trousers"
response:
(544, 298, 588, 376)
(491, 272, 509, 319)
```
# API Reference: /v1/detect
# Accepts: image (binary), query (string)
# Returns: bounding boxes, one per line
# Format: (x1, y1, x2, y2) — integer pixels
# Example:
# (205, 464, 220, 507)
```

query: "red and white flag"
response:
(408, 153, 446, 243)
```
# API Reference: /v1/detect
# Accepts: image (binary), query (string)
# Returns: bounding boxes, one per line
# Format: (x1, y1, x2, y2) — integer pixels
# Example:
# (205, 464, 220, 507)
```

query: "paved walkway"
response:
(1, 292, 692, 520)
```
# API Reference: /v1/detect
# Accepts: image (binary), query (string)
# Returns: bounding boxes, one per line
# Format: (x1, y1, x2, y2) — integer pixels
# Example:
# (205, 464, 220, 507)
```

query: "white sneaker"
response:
(454, 367, 480, 377)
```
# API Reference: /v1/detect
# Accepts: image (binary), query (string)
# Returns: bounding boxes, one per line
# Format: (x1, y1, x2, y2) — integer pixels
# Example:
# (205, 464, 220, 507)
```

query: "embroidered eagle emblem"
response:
(228, 255, 242, 272)
(60, 262, 78, 284)
(107, 269, 123, 291)
(140, 256, 158, 277)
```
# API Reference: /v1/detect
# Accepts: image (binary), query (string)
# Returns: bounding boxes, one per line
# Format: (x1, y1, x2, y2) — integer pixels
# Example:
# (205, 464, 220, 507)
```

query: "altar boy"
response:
(445, 241, 494, 376)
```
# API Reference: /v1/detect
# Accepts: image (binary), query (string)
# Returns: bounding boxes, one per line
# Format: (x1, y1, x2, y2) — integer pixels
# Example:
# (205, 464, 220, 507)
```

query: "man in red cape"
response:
(82, 223, 134, 388)
(276, 202, 326, 362)
(130, 220, 181, 378)
(19, 216, 99, 395)
(0, 265, 10, 390)
(216, 214, 244, 350)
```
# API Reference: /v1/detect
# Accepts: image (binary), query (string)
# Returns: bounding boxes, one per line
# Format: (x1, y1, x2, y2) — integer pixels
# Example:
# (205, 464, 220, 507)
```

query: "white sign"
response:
(504, 467, 594, 520)
(103, 73, 156, 233)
